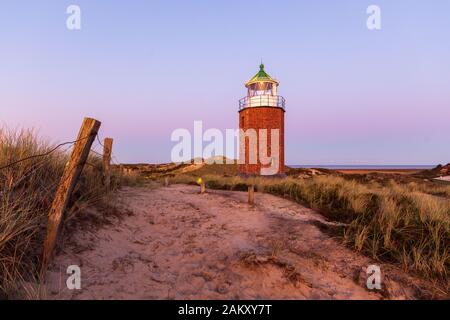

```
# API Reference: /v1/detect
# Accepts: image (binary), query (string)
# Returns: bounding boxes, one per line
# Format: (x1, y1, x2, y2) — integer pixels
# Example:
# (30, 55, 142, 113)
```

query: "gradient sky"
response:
(1, 0, 449, 164)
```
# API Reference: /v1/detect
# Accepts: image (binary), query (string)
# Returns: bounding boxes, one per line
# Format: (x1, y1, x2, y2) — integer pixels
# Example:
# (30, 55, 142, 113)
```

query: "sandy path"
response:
(45, 185, 436, 300)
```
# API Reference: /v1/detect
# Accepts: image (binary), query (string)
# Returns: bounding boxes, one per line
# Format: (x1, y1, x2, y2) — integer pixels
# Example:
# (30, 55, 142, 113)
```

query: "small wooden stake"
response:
(248, 184, 255, 205)
(200, 182, 206, 194)
(102, 137, 113, 192)
(41, 117, 101, 274)
(164, 177, 169, 187)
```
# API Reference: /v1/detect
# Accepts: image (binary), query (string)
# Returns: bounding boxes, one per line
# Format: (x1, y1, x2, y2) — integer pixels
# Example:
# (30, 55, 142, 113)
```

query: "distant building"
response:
(238, 64, 285, 176)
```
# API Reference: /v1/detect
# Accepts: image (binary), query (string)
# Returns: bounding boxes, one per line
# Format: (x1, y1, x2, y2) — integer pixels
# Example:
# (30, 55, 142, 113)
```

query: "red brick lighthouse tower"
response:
(239, 64, 285, 176)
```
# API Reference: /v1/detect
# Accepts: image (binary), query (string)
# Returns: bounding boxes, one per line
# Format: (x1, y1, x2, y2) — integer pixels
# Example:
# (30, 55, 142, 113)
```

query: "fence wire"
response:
(96, 128, 122, 166)
(0, 132, 117, 196)
(0, 129, 126, 207)
(0, 135, 91, 171)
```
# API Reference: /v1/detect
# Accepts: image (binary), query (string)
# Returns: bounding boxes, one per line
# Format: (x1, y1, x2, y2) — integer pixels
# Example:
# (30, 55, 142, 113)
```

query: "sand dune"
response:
(45, 185, 442, 300)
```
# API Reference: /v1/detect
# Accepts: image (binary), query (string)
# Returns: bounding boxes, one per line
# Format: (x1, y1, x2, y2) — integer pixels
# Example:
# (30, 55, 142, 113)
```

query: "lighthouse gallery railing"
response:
(239, 95, 286, 111)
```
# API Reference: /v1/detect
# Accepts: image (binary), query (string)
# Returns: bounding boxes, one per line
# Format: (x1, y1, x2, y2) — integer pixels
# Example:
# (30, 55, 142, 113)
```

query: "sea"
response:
(288, 165, 435, 170)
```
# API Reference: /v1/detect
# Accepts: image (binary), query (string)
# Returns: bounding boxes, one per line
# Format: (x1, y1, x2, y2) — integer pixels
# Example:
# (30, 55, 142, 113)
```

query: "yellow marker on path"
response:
(197, 177, 206, 194)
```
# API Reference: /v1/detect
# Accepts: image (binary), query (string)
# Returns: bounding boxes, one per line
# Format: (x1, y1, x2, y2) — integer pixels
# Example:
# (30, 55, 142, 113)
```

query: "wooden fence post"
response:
(102, 137, 113, 192)
(200, 181, 206, 194)
(41, 117, 101, 274)
(248, 184, 255, 205)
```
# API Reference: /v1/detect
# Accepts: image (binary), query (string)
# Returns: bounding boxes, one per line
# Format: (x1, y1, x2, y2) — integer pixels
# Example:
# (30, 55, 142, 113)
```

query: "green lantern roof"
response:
(245, 63, 278, 86)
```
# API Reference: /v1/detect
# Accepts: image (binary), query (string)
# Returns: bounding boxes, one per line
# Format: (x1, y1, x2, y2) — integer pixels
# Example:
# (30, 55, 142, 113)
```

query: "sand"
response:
(45, 184, 443, 300)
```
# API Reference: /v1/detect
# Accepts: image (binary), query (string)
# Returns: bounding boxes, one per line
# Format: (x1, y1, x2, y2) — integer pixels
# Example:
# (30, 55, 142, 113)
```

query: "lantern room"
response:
(239, 64, 285, 110)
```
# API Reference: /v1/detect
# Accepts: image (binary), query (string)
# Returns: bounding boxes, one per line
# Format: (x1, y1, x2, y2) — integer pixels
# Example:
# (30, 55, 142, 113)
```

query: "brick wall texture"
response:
(238, 106, 285, 176)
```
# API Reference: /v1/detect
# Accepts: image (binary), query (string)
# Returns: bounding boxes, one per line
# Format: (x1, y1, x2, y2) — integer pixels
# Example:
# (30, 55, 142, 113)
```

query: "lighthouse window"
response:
(249, 82, 273, 96)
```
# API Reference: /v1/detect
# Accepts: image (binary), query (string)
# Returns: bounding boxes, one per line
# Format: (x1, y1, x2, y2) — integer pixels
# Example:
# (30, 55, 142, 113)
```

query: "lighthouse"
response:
(238, 64, 285, 176)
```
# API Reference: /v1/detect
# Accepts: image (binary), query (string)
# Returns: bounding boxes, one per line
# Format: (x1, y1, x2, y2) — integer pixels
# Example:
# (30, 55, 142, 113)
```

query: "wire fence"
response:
(0, 129, 122, 169)
(0, 129, 123, 201)
(97, 130, 121, 166)
(0, 137, 89, 171)
(0, 120, 131, 212)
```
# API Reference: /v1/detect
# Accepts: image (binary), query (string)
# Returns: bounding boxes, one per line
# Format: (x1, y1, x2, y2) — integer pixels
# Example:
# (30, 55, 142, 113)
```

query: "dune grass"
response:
(404, 181, 450, 199)
(171, 173, 450, 281)
(0, 128, 129, 298)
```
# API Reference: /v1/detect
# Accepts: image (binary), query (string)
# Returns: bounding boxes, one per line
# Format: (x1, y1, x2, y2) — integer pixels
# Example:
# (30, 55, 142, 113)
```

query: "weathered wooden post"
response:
(41, 117, 101, 275)
(248, 184, 255, 205)
(164, 177, 169, 187)
(200, 181, 206, 194)
(102, 137, 113, 192)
